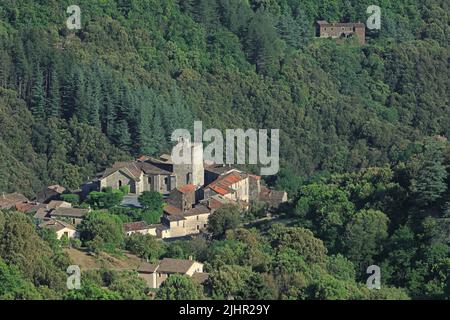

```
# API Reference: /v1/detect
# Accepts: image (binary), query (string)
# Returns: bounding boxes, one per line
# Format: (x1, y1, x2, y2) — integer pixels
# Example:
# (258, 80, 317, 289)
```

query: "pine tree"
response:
(30, 65, 45, 119)
(115, 119, 132, 153)
(413, 140, 448, 206)
(47, 66, 61, 118)
(277, 7, 312, 49)
(150, 107, 166, 155)
(0, 47, 12, 88)
(195, 0, 220, 28)
(139, 102, 157, 155)
(73, 67, 88, 123)
(87, 74, 101, 128)
(180, 0, 196, 15)
(246, 10, 284, 76)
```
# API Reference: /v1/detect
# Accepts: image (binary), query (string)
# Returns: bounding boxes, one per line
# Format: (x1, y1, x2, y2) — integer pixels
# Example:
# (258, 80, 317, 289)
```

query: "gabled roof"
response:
(39, 219, 75, 232)
(100, 160, 173, 180)
(0, 193, 29, 209)
(163, 213, 186, 222)
(158, 258, 198, 274)
(205, 171, 248, 196)
(101, 161, 142, 180)
(163, 204, 183, 216)
(34, 207, 50, 220)
(139, 161, 172, 175)
(123, 221, 149, 232)
(204, 164, 235, 175)
(47, 185, 66, 194)
(138, 262, 159, 273)
(185, 204, 210, 217)
(15, 202, 39, 213)
(259, 186, 288, 207)
(50, 207, 89, 218)
(138, 259, 202, 275)
(47, 200, 72, 210)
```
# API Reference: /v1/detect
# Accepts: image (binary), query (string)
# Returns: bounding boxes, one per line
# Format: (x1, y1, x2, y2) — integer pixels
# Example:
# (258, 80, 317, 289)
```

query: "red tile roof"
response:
(15, 202, 38, 213)
(205, 171, 247, 196)
(177, 184, 196, 193)
(137, 155, 150, 161)
(0, 193, 29, 209)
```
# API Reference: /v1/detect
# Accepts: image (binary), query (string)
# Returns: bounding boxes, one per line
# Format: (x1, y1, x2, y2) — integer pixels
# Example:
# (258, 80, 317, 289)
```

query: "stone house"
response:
(48, 207, 90, 225)
(36, 185, 66, 203)
(47, 200, 72, 210)
(317, 20, 365, 45)
(123, 221, 153, 236)
(167, 184, 196, 211)
(203, 170, 250, 203)
(259, 186, 288, 209)
(39, 219, 77, 240)
(137, 257, 204, 289)
(0, 192, 29, 210)
(99, 160, 175, 195)
(99, 141, 204, 196)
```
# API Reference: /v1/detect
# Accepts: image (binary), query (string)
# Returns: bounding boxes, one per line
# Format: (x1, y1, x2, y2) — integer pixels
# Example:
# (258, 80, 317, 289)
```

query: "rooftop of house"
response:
(202, 194, 234, 210)
(47, 185, 66, 194)
(14, 201, 39, 213)
(176, 184, 196, 193)
(185, 204, 210, 217)
(50, 207, 89, 218)
(0, 192, 29, 209)
(163, 213, 186, 222)
(259, 186, 288, 206)
(163, 203, 184, 216)
(100, 160, 173, 181)
(47, 200, 72, 210)
(204, 163, 235, 175)
(140, 161, 173, 175)
(39, 219, 75, 232)
(34, 207, 50, 220)
(160, 258, 200, 274)
(205, 170, 248, 196)
(123, 221, 149, 232)
(101, 161, 142, 181)
(317, 20, 365, 28)
(137, 261, 159, 273)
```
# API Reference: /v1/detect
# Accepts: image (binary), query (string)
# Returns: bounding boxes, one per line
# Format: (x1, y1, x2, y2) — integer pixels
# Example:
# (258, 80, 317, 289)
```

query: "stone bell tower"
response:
(173, 138, 204, 188)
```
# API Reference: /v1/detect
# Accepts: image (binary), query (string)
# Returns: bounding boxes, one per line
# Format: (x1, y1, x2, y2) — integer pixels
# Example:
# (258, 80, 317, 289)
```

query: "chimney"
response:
(188, 255, 193, 261)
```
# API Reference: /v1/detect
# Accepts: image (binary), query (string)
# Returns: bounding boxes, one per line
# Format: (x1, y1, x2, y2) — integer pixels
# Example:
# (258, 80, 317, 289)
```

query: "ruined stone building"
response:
(316, 20, 365, 45)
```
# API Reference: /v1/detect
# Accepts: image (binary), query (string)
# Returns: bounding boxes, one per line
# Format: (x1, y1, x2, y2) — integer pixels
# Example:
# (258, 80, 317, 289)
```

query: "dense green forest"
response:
(0, 0, 448, 300)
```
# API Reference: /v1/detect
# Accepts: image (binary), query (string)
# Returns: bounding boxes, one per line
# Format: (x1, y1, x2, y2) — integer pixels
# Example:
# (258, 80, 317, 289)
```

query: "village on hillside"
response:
(0, 142, 287, 289)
